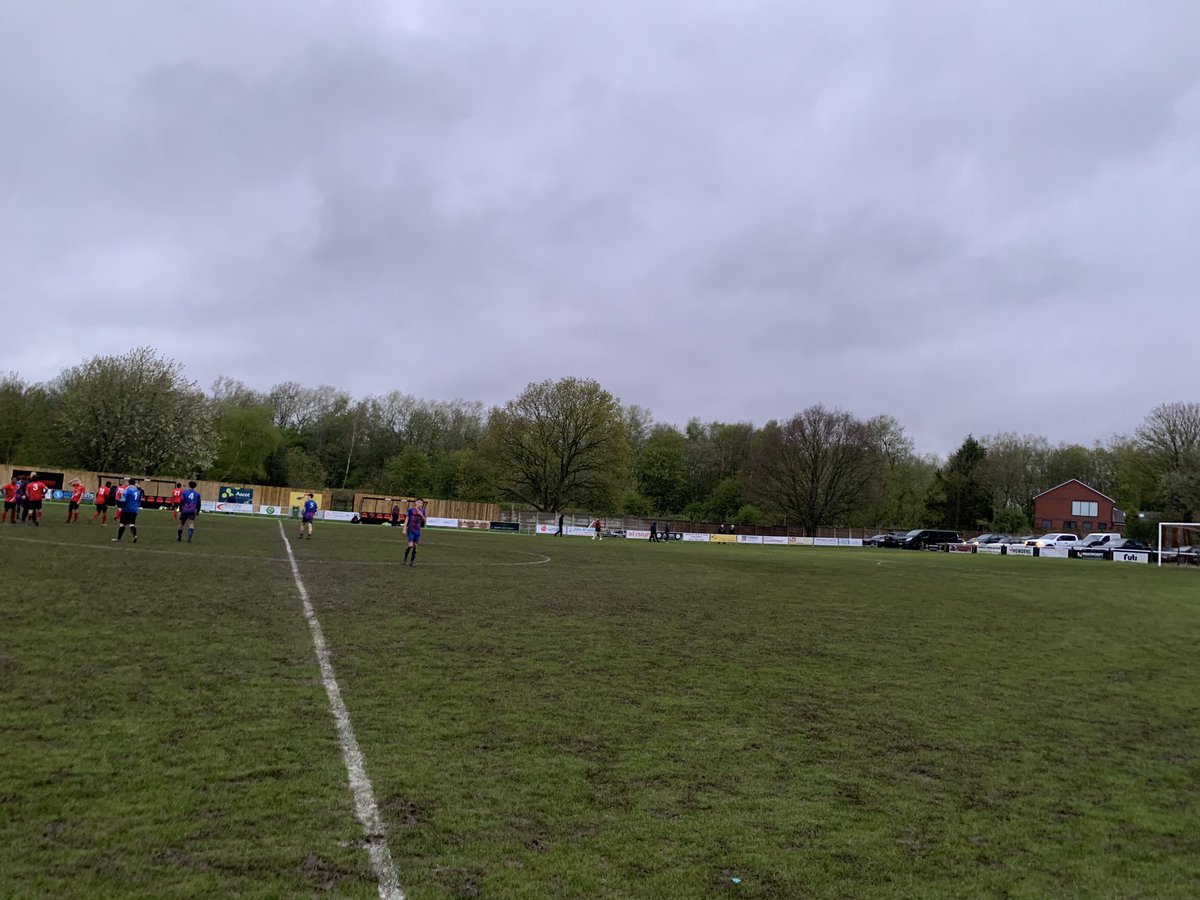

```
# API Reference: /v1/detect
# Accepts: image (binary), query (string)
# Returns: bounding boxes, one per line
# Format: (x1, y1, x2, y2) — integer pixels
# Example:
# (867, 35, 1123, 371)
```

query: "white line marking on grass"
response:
(300, 549, 553, 568)
(2, 535, 551, 568)
(0, 535, 288, 564)
(278, 522, 405, 900)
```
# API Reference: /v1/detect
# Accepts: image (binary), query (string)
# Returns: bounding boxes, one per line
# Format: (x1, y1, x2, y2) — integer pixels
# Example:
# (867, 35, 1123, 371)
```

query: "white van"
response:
(1078, 532, 1123, 549)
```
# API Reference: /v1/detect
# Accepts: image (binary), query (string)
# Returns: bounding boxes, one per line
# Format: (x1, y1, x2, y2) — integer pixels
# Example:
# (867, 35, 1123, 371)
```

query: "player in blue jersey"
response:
(402, 499, 427, 566)
(300, 493, 317, 539)
(112, 477, 142, 543)
(177, 481, 201, 542)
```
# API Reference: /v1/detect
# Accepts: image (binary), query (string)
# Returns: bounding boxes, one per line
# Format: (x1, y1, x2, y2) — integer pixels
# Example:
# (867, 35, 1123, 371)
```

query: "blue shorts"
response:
(407, 529, 422, 543)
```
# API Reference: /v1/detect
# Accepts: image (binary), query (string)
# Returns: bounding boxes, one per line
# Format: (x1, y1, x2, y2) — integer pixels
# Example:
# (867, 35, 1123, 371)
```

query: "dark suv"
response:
(899, 529, 962, 550)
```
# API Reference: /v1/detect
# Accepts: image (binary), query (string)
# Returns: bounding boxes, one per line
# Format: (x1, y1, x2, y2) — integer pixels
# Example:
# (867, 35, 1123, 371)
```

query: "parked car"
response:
(1105, 538, 1153, 552)
(1161, 545, 1199, 564)
(966, 533, 1010, 545)
(1027, 533, 1079, 549)
(874, 531, 908, 548)
(864, 532, 892, 547)
(1078, 532, 1124, 549)
(899, 529, 962, 550)
(1005, 535, 1036, 544)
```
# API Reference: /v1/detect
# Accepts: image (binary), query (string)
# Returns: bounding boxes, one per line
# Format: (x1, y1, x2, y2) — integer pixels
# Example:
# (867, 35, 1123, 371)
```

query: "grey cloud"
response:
(2, 0, 1198, 456)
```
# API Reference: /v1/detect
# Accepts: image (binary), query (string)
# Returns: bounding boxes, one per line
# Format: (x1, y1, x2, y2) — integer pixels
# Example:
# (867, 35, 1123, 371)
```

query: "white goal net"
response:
(1157, 522, 1200, 567)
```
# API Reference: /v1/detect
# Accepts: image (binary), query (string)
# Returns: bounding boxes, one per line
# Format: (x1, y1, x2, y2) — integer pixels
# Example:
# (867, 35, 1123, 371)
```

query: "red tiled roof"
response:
(1031, 478, 1117, 504)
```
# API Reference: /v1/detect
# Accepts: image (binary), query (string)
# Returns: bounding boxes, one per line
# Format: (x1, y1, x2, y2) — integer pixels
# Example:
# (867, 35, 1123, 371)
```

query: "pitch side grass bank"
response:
(2, 514, 1198, 898)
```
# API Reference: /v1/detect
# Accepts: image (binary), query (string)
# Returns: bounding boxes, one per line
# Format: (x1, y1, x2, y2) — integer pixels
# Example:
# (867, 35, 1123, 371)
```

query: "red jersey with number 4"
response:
(25, 481, 47, 502)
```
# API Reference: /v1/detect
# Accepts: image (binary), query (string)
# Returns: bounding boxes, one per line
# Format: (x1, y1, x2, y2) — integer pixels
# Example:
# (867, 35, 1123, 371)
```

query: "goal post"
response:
(1157, 522, 1200, 567)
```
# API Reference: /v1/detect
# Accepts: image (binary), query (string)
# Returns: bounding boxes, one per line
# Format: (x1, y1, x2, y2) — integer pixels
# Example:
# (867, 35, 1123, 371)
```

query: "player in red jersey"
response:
(171, 483, 183, 520)
(66, 479, 86, 523)
(1, 477, 17, 524)
(91, 481, 113, 525)
(24, 474, 47, 526)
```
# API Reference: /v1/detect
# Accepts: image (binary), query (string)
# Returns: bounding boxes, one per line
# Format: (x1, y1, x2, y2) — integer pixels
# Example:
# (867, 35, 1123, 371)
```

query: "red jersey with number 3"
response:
(25, 481, 47, 502)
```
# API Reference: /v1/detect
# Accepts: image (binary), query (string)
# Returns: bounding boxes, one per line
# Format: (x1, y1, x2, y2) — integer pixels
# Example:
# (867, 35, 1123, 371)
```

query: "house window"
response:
(1083, 522, 1092, 531)
(1064, 520, 1076, 530)
(1071, 500, 1099, 517)
(1097, 523, 1108, 531)
(1041, 519, 1052, 529)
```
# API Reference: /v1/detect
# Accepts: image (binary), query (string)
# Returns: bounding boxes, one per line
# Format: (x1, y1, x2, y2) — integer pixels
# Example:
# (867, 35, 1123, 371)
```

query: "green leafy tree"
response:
(1158, 470, 1200, 521)
(1043, 443, 1106, 491)
(0, 374, 31, 462)
(682, 420, 755, 507)
(635, 428, 689, 514)
(622, 404, 655, 455)
(926, 436, 992, 530)
(485, 378, 631, 512)
(733, 503, 763, 526)
(209, 379, 282, 483)
(210, 403, 281, 483)
(991, 506, 1030, 535)
(381, 447, 434, 497)
(622, 492, 653, 517)
(51, 348, 216, 475)
(982, 432, 1049, 518)
(268, 446, 328, 489)
(861, 415, 938, 527)
(1135, 402, 1200, 517)
(707, 478, 745, 522)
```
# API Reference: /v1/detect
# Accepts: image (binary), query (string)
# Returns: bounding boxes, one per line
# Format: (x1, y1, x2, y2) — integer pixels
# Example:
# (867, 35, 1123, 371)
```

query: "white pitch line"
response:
(1, 534, 551, 568)
(278, 522, 404, 900)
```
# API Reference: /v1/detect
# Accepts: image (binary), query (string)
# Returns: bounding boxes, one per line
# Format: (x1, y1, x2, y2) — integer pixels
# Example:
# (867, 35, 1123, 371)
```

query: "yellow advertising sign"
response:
(289, 491, 324, 509)
(709, 533, 736, 543)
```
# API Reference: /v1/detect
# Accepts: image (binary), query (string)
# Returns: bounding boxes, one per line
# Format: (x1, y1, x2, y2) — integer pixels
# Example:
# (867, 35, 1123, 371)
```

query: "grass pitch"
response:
(2, 511, 1198, 898)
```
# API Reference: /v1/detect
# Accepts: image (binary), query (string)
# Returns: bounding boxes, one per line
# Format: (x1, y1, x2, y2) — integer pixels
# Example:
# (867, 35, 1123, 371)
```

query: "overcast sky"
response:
(3, 0, 1197, 456)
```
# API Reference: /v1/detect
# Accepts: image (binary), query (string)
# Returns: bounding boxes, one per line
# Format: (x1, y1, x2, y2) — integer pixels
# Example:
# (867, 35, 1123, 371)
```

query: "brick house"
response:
(1031, 479, 1123, 534)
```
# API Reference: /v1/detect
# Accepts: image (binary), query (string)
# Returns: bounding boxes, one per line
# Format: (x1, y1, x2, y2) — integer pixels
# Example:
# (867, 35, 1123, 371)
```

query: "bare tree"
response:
(748, 405, 874, 534)
(1136, 401, 1200, 474)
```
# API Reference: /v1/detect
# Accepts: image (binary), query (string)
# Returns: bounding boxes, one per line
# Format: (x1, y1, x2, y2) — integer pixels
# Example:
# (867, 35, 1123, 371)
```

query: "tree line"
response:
(2, 348, 1197, 533)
